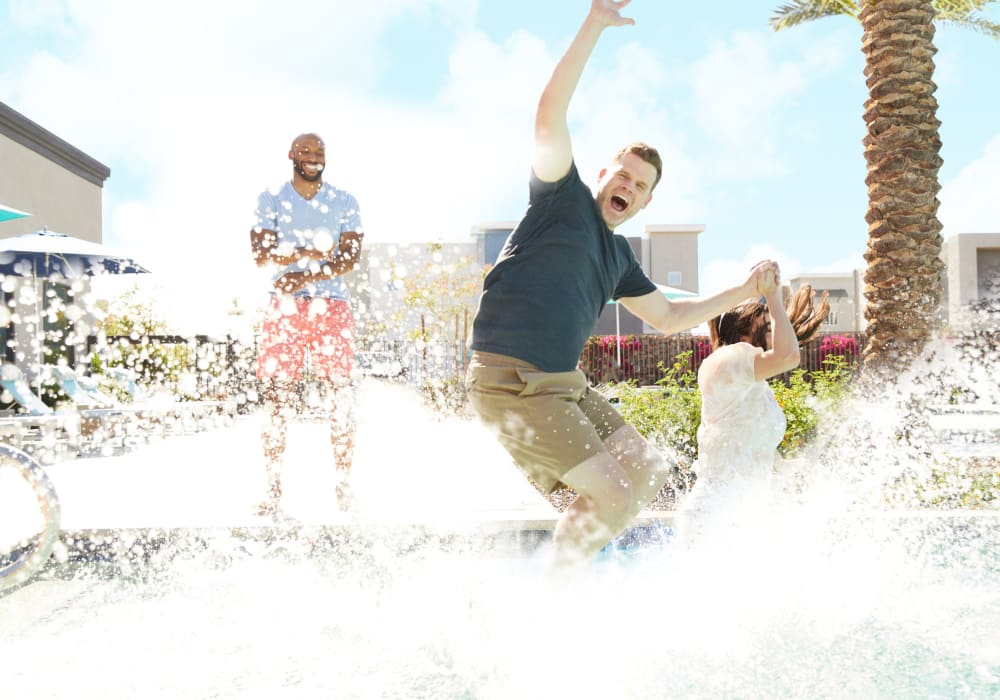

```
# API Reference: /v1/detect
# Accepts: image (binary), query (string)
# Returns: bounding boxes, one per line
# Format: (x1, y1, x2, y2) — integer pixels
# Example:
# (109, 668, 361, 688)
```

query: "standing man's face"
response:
(290, 136, 326, 182)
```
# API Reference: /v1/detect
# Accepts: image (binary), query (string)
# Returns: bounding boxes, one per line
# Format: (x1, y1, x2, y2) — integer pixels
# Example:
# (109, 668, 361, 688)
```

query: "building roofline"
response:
(645, 224, 705, 235)
(470, 222, 519, 234)
(947, 231, 1000, 239)
(789, 271, 860, 279)
(0, 101, 111, 187)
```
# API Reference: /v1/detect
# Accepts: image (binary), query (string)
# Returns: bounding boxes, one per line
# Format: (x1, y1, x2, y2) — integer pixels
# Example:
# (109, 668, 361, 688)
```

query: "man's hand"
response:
(746, 260, 779, 297)
(251, 227, 328, 267)
(338, 231, 363, 262)
(589, 0, 635, 28)
(275, 270, 311, 295)
(758, 267, 780, 297)
(298, 245, 330, 262)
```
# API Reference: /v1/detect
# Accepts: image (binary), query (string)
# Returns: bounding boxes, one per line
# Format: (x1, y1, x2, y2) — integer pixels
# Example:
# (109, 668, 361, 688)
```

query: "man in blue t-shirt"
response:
(250, 133, 364, 517)
(467, 0, 777, 571)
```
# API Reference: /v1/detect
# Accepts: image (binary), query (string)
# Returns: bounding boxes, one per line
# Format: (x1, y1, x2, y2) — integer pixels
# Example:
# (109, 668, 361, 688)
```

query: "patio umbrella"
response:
(0, 229, 149, 277)
(608, 283, 697, 367)
(0, 205, 31, 224)
(0, 229, 150, 380)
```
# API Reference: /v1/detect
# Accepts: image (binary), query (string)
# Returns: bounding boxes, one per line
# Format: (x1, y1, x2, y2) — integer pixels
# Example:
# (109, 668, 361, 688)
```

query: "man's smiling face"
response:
(290, 135, 326, 183)
(594, 152, 657, 230)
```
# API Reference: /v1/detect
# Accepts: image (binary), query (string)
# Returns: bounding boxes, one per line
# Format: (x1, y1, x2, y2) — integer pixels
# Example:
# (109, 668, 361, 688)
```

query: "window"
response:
(976, 248, 1000, 300)
(482, 230, 512, 266)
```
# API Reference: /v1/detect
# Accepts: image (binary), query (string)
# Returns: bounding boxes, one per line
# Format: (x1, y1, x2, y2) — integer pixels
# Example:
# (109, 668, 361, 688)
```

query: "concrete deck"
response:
(3, 379, 676, 558)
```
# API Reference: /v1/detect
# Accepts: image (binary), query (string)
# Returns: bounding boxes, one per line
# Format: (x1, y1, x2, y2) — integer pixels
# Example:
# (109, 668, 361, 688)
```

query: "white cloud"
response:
(3, 4, 867, 334)
(939, 134, 1000, 236)
(812, 253, 866, 276)
(2, 0, 484, 331)
(440, 29, 550, 121)
(701, 243, 803, 298)
(571, 41, 707, 226)
(687, 29, 850, 179)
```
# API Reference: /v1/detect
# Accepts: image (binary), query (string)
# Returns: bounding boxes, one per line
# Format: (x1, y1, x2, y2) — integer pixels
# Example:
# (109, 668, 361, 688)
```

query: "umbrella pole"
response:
(615, 301, 621, 368)
(33, 270, 44, 394)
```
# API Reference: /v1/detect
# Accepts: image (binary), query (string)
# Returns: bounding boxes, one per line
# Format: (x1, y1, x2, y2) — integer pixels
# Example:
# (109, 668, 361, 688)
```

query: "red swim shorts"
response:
(256, 296, 355, 380)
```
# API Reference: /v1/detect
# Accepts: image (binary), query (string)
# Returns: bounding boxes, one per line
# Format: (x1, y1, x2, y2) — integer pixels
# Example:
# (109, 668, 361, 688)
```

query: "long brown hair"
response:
(708, 284, 831, 351)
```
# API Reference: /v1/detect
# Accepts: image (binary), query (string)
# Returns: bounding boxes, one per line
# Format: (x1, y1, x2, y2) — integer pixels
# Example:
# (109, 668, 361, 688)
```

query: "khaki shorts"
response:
(466, 351, 626, 494)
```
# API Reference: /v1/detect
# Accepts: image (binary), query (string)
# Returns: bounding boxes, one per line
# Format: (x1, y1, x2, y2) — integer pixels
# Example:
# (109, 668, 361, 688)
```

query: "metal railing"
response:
(579, 333, 867, 386)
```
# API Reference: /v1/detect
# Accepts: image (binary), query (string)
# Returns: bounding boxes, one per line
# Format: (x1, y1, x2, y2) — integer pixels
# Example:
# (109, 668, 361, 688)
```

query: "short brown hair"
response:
(614, 142, 663, 190)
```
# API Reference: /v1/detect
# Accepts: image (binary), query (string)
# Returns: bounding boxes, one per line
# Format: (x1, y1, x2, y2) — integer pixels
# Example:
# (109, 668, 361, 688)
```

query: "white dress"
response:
(675, 342, 786, 546)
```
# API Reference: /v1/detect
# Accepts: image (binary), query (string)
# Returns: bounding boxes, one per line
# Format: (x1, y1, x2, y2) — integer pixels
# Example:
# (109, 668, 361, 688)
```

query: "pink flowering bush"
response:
(819, 334, 860, 364)
(585, 335, 642, 382)
(693, 337, 713, 365)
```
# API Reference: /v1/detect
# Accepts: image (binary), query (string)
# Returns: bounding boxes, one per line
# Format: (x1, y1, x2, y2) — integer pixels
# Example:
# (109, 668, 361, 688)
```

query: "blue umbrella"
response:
(0, 205, 31, 224)
(0, 230, 150, 381)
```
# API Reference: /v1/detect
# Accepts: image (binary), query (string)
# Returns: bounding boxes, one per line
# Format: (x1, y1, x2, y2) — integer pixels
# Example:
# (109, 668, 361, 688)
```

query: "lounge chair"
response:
(42, 364, 151, 452)
(102, 366, 237, 434)
(0, 365, 80, 463)
(47, 365, 235, 439)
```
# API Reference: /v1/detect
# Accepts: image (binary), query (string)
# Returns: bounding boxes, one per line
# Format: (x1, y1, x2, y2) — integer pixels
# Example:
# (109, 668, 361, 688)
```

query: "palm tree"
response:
(771, 0, 1000, 375)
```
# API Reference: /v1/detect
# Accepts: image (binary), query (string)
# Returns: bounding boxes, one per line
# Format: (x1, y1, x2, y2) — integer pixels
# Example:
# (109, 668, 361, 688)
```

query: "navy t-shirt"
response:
(471, 163, 657, 372)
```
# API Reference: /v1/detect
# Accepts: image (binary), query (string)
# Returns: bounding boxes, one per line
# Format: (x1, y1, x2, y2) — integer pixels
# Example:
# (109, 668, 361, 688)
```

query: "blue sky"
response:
(2, 0, 998, 331)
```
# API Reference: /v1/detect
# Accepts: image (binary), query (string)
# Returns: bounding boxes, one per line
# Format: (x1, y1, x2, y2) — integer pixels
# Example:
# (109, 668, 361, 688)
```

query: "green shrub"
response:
(611, 348, 998, 510)
(614, 350, 857, 464)
(88, 287, 211, 401)
(770, 355, 856, 457)
(889, 457, 999, 509)
(613, 350, 701, 468)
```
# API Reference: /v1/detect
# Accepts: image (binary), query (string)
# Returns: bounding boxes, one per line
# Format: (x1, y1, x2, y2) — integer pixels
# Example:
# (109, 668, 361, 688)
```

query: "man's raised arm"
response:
(532, 0, 636, 183)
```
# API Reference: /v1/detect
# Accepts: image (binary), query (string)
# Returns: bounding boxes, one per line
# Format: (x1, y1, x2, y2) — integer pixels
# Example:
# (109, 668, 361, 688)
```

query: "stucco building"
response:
(942, 232, 1000, 327)
(1, 101, 111, 374)
(1, 101, 109, 241)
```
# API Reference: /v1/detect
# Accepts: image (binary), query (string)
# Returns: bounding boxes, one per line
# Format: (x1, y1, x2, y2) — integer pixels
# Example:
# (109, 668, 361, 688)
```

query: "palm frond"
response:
(933, 0, 995, 13)
(938, 15, 1000, 36)
(933, 0, 1000, 38)
(770, 0, 860, 31)
(772, 0, 999, 38)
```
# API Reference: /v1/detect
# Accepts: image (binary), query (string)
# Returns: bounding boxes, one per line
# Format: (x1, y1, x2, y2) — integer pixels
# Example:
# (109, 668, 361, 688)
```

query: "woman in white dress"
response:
(675, 268, 828, 547)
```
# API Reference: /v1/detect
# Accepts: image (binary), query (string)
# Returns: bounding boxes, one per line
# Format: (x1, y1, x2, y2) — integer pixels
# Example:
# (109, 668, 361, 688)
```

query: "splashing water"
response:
(2, 514, 997, 698)
(1, 337, 999, 699)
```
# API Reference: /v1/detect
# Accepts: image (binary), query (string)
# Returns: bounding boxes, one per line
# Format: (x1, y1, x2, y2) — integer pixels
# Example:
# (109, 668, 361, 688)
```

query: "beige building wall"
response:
(788, 271, 866, 333)
(0, 101, 109, 242)
(0, 102, 111, 379)
(643, 224, 702, 292)
(640, 224, 702, 334)
(943, 232, 1000, 327)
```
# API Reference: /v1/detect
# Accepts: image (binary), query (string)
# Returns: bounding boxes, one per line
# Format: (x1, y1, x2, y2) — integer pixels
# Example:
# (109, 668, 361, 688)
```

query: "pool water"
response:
(2, 512, 998, 699)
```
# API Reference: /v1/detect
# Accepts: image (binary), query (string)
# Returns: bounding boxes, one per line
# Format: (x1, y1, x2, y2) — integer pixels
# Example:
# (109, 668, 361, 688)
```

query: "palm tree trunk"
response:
(860, 0, 945, 374)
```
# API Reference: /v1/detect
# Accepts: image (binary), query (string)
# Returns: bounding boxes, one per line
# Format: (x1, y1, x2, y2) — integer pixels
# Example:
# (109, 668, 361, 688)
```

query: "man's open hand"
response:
(589, 0, 635, 28)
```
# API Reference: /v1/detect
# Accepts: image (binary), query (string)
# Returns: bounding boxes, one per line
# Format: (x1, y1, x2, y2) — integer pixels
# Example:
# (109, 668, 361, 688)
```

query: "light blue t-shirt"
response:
(254, 181, 363, 300)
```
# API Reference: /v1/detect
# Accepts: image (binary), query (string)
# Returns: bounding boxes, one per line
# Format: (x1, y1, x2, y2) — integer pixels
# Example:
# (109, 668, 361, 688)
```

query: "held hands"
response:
(747, 260, 780, 298)
(589, 0, 635, 28)
(759, 268, 780, 297)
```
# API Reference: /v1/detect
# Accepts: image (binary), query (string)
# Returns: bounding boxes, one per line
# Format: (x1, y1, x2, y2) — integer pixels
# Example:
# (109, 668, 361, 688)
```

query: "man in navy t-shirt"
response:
(467, 0, 776, 571)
